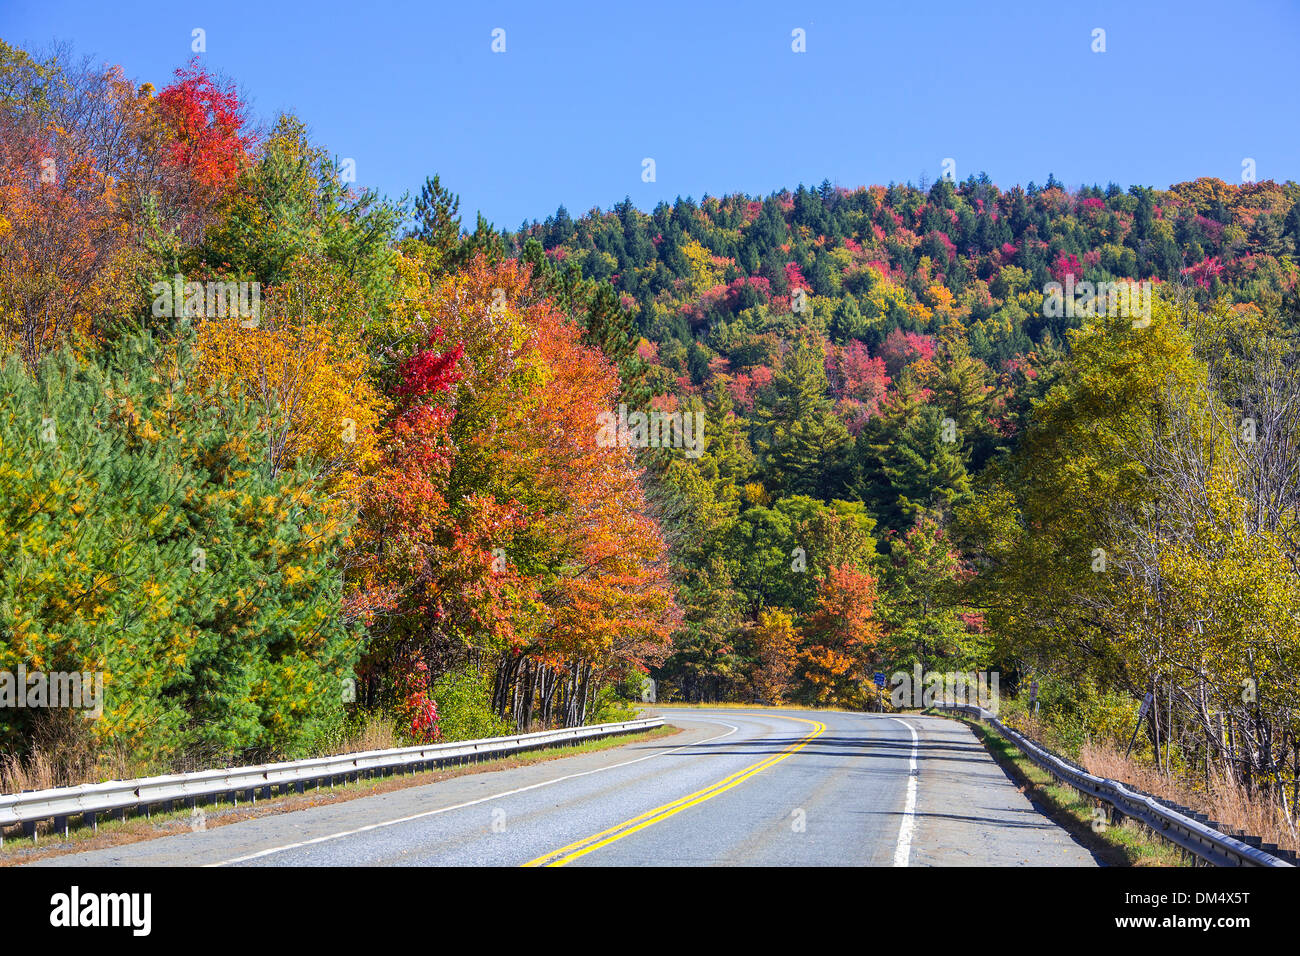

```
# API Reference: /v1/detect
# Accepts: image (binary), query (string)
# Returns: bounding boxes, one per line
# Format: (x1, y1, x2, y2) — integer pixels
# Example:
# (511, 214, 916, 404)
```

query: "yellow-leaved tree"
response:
(192, 255, 386, 488)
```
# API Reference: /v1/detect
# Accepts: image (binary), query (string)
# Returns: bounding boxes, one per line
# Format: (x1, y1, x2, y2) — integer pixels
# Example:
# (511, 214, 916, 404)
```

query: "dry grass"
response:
(960, 717, 1185, 866)
(0, 712, 413, 797)
(1, 712, 623, 795)
(318, 716, 404, 756)
(1080, 739, 1299, 853)
(0, 750, 60, 794)
(0, 740, 145, 794)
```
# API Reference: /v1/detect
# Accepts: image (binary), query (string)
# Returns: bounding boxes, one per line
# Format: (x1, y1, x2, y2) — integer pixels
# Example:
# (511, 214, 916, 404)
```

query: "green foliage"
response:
(195, 115, 402, 313)
(430, 665, 512, 742)
(588, 682, 641, 724)
(756, 337, 853, 499)
(881, 514, 982, 674)
(409, 174, 461, 259)
(0, 332, 361, 761)
(856, 401, 971, 533)
(957, 295, 1208, 681)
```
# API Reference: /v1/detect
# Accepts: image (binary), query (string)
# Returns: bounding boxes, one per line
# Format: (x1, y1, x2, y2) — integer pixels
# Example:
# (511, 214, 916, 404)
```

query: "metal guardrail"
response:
(932, 703, 1294, 868)
(0, 717, 664, 843)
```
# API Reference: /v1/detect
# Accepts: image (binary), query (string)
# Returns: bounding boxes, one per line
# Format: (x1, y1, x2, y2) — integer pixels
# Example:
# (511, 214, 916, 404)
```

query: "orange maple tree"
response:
(799, 564, 883, 705)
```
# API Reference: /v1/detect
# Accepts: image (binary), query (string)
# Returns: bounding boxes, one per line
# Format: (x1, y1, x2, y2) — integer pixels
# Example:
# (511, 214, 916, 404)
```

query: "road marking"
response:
(204, 721, 739, 866)
(891, 717, 918, 867)
(524, 714, 826, 867)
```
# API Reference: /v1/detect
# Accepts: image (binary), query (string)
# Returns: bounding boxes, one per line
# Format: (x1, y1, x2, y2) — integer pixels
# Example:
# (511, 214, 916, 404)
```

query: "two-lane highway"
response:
(28, 709, 1102, 866)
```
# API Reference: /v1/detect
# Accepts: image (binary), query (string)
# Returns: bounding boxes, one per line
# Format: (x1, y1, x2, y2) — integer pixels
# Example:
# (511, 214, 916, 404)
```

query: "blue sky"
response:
(4, 0, 1298, 228)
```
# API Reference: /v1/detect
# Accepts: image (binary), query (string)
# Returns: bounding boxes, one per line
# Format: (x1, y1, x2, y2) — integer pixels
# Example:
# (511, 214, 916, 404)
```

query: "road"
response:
(28, 709, 1102, 866)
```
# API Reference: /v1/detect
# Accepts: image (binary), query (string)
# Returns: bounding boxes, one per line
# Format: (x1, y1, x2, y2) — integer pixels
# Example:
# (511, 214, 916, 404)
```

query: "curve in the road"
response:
(524, 713, 826, 866)
(25, 709, 1102, 867)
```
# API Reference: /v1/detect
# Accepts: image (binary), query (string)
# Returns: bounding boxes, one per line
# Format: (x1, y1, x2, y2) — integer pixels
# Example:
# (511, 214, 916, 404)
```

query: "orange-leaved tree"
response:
(395, 255, 676, 727)
(0, 115, 136, 365)
(799, 564, 883, 706)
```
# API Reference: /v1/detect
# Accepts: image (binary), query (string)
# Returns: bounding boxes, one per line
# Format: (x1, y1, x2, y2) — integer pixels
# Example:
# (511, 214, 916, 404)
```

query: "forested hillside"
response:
(509, 174, 1300, 805)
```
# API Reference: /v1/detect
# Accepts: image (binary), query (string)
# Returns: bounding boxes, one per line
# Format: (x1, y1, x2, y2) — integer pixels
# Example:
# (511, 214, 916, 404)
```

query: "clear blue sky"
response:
(4, 0, 1298, 228)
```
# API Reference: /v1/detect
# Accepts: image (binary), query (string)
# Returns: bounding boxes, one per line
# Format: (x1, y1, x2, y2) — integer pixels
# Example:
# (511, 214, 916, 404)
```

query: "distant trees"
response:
(748, 609, 799, 704)
(756, 337, 853, 499)
(799, 565, 883, 706)
(516, 166, 1300, 711)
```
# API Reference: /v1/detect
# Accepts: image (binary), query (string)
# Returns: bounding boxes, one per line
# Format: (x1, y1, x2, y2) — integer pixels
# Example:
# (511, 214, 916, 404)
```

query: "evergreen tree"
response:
(756, 338, 852, 499)
(0, 333, 360, 760)
(410, 173, 462, 255)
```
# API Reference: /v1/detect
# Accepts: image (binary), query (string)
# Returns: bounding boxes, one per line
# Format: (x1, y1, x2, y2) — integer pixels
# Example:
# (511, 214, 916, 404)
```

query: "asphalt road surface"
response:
(28, 709, 1103, 867)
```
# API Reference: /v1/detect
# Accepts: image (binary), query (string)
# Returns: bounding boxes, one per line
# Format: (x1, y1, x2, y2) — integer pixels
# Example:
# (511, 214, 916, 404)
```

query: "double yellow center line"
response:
(523, 714, 826, 867)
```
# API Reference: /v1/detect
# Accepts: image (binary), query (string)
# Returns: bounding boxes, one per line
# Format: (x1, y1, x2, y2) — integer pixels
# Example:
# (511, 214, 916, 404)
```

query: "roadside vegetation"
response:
(0, 41, 672, 787)
(993, 702, 1300, 855)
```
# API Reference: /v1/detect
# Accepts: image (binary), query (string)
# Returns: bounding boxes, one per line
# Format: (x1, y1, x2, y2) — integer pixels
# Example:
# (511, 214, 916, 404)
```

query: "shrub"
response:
(431, 665, 511, 741)
(588, 682, 640, 724)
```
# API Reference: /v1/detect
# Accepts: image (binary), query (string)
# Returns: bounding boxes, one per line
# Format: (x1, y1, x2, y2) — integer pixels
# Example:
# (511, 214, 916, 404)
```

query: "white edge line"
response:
(204, 720, 740, 866)
(890, 717, 919, 867)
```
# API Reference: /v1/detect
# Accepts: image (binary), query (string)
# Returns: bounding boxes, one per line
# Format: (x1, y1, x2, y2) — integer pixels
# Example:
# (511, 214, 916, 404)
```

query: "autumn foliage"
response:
(6, 33, 1300, 827)
(156, 59, 254, 195)
(799, 565, 884, 705)
(0, 42, 676, 768)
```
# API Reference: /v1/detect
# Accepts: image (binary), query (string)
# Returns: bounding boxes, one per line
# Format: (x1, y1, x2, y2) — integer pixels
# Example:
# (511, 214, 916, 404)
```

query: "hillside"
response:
(505, 178, 1300, 718)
